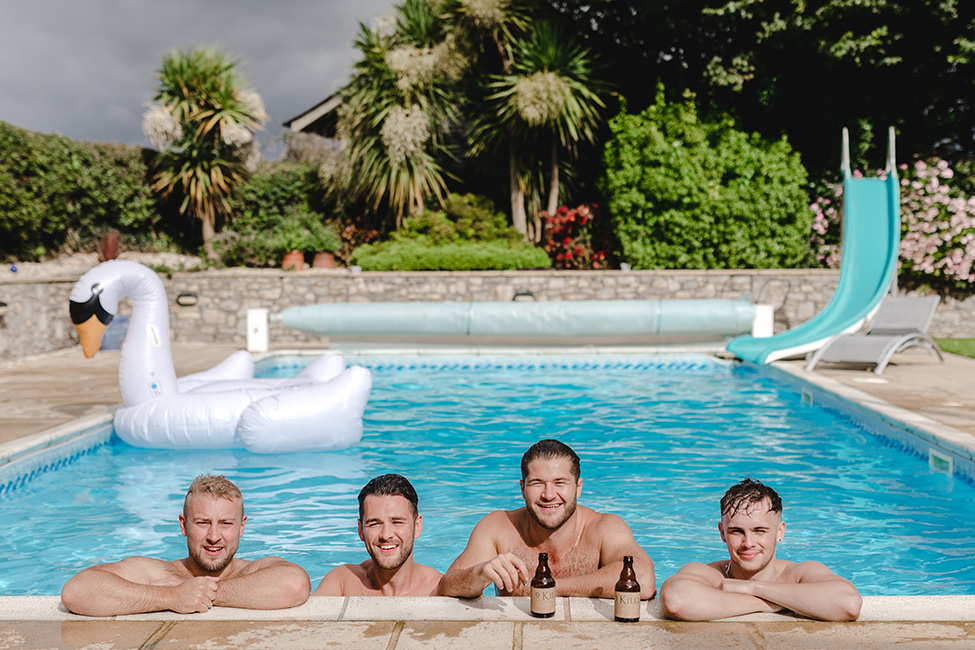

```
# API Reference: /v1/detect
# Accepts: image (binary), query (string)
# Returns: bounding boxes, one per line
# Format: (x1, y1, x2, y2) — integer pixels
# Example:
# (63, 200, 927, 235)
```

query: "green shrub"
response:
(350, 193, 551, 270)
(0, 121, 160, 261)
(227, 161, 324, 231)
(600, 88, 812, 269)
(352, 239, 550, 271)
(215, 163, 338, 267)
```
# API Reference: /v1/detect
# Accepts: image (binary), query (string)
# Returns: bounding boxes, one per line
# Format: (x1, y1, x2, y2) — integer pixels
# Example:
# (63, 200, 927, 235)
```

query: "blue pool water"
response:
(1, 355, 973, 596)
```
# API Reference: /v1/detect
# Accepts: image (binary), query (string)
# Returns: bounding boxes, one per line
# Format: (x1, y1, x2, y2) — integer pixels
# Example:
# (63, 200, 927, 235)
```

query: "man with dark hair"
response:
(660, 478, 862, 621)
(61, 474, 310, 616)
(439, 439, 655, 599)
(313, 473, 441, 596)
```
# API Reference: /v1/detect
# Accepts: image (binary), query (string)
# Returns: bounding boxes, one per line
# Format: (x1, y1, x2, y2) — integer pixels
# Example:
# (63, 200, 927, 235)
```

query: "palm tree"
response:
(328, 0, 462, 228)
(142, 47, 266, 259)
(469, 22, 605, 239)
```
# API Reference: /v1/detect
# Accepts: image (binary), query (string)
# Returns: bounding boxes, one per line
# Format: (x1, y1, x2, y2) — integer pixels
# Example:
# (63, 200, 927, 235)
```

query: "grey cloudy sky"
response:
(0, 0, 395, 158)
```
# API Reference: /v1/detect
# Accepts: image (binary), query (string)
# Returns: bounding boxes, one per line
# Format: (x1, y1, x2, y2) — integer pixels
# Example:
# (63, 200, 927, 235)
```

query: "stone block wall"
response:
(2, 268, 972, 362)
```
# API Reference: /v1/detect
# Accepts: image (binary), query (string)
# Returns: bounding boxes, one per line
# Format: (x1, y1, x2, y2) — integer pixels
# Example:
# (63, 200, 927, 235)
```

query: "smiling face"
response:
(520, 456, 582, 530)
(718, 497, 786, 579)
(358, 494, 421, 571)
(179, 494, 246, 574)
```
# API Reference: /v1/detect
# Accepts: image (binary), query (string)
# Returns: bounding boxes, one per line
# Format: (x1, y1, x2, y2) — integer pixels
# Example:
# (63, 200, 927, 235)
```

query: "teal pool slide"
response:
(726, 127, 901, 364)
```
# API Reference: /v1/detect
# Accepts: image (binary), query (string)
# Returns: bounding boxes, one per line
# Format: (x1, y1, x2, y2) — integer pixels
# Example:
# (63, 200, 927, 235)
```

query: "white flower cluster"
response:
(372, 13, 397, 41)
(222, 121, 254, 148)
(462, 0, 507, 29)
(142, 103, 183, 149)
(381, 105, 429, 164)
(239, 90, 268, 123)
(433, 33, 468, 82)
(513, 72, 569, 126)
(388, 46, 439, 91)
(388, 34, 468, 91)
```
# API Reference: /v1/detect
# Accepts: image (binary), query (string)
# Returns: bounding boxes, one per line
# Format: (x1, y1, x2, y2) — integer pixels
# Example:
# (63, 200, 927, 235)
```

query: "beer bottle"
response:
(530, 552, 556, 618)
(614, 555, 641, 622)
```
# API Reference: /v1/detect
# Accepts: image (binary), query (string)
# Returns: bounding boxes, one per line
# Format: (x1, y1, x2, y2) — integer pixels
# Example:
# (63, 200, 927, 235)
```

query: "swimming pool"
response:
(1, 354, 973, 597)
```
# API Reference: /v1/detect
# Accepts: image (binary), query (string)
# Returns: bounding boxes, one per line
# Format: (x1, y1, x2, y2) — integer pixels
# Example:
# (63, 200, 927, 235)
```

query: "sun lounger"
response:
(804, 296, 945, 374)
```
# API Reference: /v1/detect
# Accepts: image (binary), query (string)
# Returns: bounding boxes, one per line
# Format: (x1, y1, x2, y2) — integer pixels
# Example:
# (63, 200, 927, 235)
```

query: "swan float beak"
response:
(69, 283, 114, 359)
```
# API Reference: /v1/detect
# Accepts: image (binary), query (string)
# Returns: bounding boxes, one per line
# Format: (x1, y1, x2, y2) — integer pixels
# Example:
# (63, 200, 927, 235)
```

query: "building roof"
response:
(282, 95, 343, 137)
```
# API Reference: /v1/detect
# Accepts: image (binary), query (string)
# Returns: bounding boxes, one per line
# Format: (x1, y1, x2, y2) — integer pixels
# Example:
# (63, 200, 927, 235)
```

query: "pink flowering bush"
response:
(809, 158, 975, 290)
(541, 204, 609, 270)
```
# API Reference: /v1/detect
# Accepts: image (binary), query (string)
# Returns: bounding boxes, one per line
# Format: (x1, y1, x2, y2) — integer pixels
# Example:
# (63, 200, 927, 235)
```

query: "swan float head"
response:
(69, 279, 115, 358)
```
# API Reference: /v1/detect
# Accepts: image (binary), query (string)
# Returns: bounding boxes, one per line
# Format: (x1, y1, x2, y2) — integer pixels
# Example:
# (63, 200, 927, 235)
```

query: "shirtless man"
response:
(659, 478, 862, 621)
(439, 439, 655, 599)
(60, 474, 310, 616)
(313, 474, 441, 596)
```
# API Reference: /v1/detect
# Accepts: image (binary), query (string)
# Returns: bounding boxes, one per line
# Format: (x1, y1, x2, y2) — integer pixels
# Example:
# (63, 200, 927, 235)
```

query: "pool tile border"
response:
(770, 362, 975, 482)
(2, 595, 973, 622)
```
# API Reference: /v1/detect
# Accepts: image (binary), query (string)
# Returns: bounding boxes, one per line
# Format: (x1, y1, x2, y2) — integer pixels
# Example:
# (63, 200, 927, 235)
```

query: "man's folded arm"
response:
(214, 557, 311, 609)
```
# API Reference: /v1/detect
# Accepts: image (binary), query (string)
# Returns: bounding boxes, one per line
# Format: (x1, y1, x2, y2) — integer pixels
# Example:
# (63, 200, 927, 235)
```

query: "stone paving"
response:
(1, 341, 974, 648)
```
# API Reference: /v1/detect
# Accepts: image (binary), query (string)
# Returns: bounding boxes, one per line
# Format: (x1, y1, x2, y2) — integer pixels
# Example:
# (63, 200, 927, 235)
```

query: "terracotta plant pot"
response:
(282, 250, 305, 271)
(312, 252, 336, 268)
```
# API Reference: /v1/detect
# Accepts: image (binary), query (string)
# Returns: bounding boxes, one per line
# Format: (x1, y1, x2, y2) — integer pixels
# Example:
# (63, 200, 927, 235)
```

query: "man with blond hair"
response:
(61, 474, 310, 616)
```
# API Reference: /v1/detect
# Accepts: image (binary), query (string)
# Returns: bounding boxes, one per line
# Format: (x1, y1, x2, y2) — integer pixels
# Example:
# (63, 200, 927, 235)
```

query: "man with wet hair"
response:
(660, 478, 862, 621)
(313, 473, 441, 596)
(61, 474, 310, 616)
(439, 439, 655, 599)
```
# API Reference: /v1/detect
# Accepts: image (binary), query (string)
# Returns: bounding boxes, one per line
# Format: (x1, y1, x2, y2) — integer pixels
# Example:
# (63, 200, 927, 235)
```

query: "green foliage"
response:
(549, 0, 975, 176)
(352, 239, 550, 271)
(351, 193, 551, 270)
(0, 121, 160, 261)
(601, 88, 811, 269)
(935, 338, 975, 358)
(213, 162, 338, 267)
(228, 162, 323, 231)
(274, 209, 342, 253)
(400, 193, 525, 244)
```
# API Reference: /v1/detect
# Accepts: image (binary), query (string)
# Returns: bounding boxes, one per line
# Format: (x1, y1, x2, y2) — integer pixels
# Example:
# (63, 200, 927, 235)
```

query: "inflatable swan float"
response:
(68, 260, 372, 453)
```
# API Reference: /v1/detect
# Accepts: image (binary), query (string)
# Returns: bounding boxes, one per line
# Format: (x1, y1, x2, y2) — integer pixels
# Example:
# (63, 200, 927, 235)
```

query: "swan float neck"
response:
(70, 260, 178, 404)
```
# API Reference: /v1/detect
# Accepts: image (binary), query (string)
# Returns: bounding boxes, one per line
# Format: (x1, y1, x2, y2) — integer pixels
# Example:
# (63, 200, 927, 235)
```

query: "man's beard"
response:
(527, 500, 576, 530)
(189, 545, 235, 573)
(368, 537, 414, 571)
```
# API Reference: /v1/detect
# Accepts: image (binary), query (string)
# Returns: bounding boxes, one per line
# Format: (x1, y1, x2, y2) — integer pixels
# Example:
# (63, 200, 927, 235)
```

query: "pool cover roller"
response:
(282, 298, 756, 339)
(727, 127, 901, 364)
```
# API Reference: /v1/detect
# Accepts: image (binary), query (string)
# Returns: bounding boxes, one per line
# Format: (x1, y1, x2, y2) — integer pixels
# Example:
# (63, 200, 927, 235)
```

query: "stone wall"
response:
(2, 268, 972, 362)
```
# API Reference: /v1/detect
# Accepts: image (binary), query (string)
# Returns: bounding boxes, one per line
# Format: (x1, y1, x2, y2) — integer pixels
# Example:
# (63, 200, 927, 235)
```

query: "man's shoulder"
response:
(581, 507, 632, 535)
(779, 559, 837, 582)
(87, 556, 181, 582)
(313, 562, 370, 596)
(473, 508, 525, 534)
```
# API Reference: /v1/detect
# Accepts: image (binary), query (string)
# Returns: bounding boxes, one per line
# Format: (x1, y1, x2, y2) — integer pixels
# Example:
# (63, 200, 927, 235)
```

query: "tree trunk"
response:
(546, 134, 560, 217)
(509, 144, 527, 238)
(201, 210, 218, 260)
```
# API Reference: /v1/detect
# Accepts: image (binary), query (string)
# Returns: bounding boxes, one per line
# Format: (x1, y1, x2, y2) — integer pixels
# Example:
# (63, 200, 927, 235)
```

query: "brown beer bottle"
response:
(614, 555, 641, 622)
(530, 552, 556, 618)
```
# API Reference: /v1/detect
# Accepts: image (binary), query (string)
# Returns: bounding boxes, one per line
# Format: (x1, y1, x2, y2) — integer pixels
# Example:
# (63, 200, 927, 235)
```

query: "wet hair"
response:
(358, 473, 419, 519)
(720, 478, 782, 519)
(520, 439, 581, 480)
(183, 474, 243, 518)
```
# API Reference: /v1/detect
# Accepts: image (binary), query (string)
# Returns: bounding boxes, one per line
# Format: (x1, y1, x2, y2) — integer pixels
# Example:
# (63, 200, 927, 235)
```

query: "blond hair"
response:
(183, 474, 243, 517)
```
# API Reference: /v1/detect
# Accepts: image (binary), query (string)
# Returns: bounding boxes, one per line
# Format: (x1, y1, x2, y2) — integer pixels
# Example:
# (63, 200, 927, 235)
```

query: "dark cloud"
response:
(0, 0, 394, 157)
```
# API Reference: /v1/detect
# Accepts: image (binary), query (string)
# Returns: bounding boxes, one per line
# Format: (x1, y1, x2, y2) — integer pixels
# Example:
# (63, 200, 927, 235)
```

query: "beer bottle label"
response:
(530, 586, 556, 616)
(614, 591, 641, 621)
